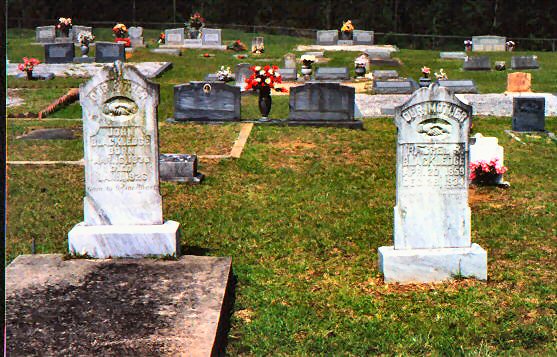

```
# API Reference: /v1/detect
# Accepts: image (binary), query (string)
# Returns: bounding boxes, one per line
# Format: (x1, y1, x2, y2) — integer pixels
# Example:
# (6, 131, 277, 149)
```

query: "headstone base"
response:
(73, 57, 95, 63)
(378, 243, 487, 283)
(68, 220, 180, 258)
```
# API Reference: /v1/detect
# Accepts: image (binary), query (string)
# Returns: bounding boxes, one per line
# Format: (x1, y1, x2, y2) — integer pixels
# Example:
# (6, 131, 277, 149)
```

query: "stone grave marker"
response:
(235, 63, 252, 91)
(279, 68, 298, 81)
(316, 30, 338, 45)
(463, 56, 491, 71)
(44, 43, 75, 64)
(365, 48, 391, 59)
(373, 80, 417, 94)
(150, 48, 181, 56)
(472, 35, 506, 51)
(470, 133, 507, 186)
(314, 67, 349, 81)
(128, 26, 144, 47)
(353, 30, 374, 45)
(512, 97, 545, 132)
(172, 81, 241, 121)
(35, 26, 56, 43)
(202, 28, 222, 46)
(437, 80, 478, 94)
(288, 82, 355, 121)
(72, 25, 93, 43)
(68, 61, 180, 258)
(95, 42, 126, 63)
(159, 154, 204, 183)
(511, 55, 539, 70)
(379, 83, 487, 283)
(506, 72, 531, 92)
(165, 28, 185, 45)
(372, 70, 399, 80)
(439, 52, 466, 60)
(284, 53, 297, 69)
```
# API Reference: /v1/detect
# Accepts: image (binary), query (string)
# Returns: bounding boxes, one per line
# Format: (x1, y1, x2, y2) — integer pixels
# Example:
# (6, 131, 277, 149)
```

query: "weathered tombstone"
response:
(68, 61, 180, 258)
(172, 81, 241, 122)
(373, 80, 417, 94)
(463, 56, 491, 71)
(251, 36, 264, 53)
(288, 82, 355, 121)
(511, 55, 539, 70)
(35, 26, 56, 43)
(512, 97, 545, 131)
(128, 26, 144, 47)
(234, 63, 252, 91)
(439, 52, 466, 60)
(279, 68, 298, 81)
(353, 30, 374, 45)
(201, 28, 222, 46)
(159, 154, 204, 183)
(469, 133, 508, 186)
(506, 72, 531, 92)
(316, 30, 338, 45)
(372, 70, 399, 80)
(314, 67, 349, 81)
(365, 49, 391, 59)
(284, 53, 297, 69)
(165, 28, 185, 45)
(44, 43, 75, 64)
(472, 35, 506, 51)
(95, 42, 126, 63)
(437, 80, 478, 94)
(379, 83, 487, 283)
(72, 25, 93, 43)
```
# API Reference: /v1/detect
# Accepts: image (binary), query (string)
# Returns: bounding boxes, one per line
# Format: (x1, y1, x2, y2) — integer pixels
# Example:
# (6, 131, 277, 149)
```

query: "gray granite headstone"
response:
(202, 28, 222, 46)
(44, 43, 75, 64)
(440, 52, 467, 60)
(95, 42, 126, 63)
(159, 154, 204, 183)
(284, 53, 297, 69)
(165, 28, 185, 45)
(314, 67, 349, 81)
(365, 49, 391, 59)
(437, 80, 478, 94)
(288, 82, 355, 121)
(69, 61, 180, 258)
(235, 63, 252, 91)
(279, 68, 297, 81)
(128, 26, 144, 47)
(373, 80, 417, 94)
(511, 56, 539, 70)
(372, 70, 399, 80)
(472, 35, 506, 51)
(463, 56, 491, 71)
(353, 30, 374, 45)
(379, 83, 487, 283)
(512, 97, 545, 131)
(36, 26, 56, 43)
(316, 30, 338, 45)
(173, 81, 241, 121)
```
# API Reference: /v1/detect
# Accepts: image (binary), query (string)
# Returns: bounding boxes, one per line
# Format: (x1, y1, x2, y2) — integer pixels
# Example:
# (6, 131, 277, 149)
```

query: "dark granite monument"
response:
(463, 56, 491, 71)
(172, 81, 241, 122)
(511, 56, 540, 70)
(95, 42, 126, 63)
(437, 80, 478, 94)
(373, 80, 418, 94)
(44, 43, 75, 64)
(314, 67, 349, 81)
(512, 97, 545, 132)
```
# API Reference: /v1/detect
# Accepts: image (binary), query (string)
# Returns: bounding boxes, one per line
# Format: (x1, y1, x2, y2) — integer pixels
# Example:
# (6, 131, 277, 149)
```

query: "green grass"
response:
(6, 27, 557, 355)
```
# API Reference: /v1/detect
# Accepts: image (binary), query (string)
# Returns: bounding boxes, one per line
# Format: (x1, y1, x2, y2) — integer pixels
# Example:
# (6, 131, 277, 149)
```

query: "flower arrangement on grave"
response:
(113, 24, 131, 47)
(18, 57, 40, 80)
(506, 40, 516, 51)
(227, 39, 247, 52)
(188, 12, 205, 30)
(434, 68, 448, 80)
(252, 42, 265, 55)
(158, 33, 165, 44)
(421, 66, 431, 78)
(340, 20, 354, 40)
(464, 39, 472, 51)
(245, 65, 288, 120)
(469, 157, 507, 185)
(78, 32, 95, 56)
(216, 65, 233, 82)
(419, 66, 432, 87)
(354, 56, 368, 77)
(56, 17, 72, 37)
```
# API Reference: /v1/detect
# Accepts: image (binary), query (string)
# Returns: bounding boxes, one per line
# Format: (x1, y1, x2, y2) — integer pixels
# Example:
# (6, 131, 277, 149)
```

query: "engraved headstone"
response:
(165, 28, 185, 45)
(372, 70, 399, 80)
(439, 52, 467, 60)
(472, 35, 506, 51)
(68, 61, 180, 258)
(365, 49, 391, 59)
(95, 42, 126, 63)
(173, 81, 241, 121)
(201, 28, 222, 46)
(316, 30, 338, 45)
(279, 68, 298, 81)
(353, 30, 374, 45)
(35, 26, 56, 43)
(437, 80, 478, 94)
(511, 55, 539, 70)
(235, 63, 252, 91)
(512, 97, 545, 132)
(288, 82, 355, 121)
(379, 84, 487, 283)
(44, 43, 75, 64)
(284, 53, 297, 69)
(463, 56, 491, 71)
(373, 80, 417, 94)
(159, 154, 204, 183)
(506, 72, 531, 92)
(128, 26, 144, 47)
(314, 67, 349, 81)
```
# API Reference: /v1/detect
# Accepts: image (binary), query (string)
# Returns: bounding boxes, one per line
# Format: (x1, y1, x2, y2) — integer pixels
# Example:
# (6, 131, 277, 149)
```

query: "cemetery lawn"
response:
(6, 28, 557, 355)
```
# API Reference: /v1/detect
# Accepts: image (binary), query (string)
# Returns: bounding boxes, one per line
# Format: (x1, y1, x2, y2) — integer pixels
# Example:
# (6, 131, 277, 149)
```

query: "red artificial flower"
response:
(18, 57, 40, 72)
(115, 37, 131, 47)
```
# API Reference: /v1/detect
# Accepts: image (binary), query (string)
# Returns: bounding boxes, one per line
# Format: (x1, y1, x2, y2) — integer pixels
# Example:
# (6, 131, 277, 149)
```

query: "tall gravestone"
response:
(68, 61, 180, 258)
(378, 84, 487, 283)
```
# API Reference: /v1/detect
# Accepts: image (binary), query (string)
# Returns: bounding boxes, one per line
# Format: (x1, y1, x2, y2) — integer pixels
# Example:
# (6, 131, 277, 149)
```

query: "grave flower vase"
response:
(258, 86, 272, 121)
(301, 65, 312, 80)
(80, 45, 90, 57)
(26, 70, 34, 80)
(419, 77, 431, 88)
(355, 65, 366, 78)
(340, 31, 353, 40)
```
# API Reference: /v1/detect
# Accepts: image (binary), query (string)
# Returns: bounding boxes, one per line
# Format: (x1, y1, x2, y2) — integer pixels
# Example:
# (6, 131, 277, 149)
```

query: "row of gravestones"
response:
(316, 30, 374, 46)
(44, 42, 126, 63)
(71, 61, 499, 283)
(36, 25, 145, 47)
(163, 28, 223, 48)
(463, 56, 539, 70)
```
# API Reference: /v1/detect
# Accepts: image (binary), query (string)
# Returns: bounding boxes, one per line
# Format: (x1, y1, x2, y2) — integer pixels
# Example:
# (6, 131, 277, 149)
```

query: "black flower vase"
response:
(258, 86, 272, 121)
(26, 70, 34, 80)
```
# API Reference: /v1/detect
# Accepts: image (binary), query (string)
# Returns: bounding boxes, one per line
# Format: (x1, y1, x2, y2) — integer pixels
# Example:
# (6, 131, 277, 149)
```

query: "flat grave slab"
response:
(372, 70, 398, 80)
(463, 56, 491, 71)
(6, 254, 233, 356)
(511, 55, 540, 70)
(439, 51, 467, 60)
(7, 62, 172, 79)
(373, 79, 418, 94)
(314, 67, 349, 81)
(16, 128, 77, 140)
(437, 79, 478, 94)
(150, 48, 182, 56)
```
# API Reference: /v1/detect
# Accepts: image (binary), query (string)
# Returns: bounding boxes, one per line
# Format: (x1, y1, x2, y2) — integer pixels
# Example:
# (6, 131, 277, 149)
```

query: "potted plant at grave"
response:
(470, 157, 508, 186)
(506, 40, 516, 52)
(419, 66, 431, 87)
(78, 32, 95, 57)
(216, 65, 234, 82)
(112, 24, 131, 47)
(300, 54, 316, 80)
(340, 20, 354, 40)
(158, 33, 165, 44)
(187, 12, 205, 39)
(227, 39, 247, 52)
(464, 39, 472, 52)
(18, 57, 40, 80)
(245, 65, 288, 121)
(434, 68, 448, 81)
(56, 17, 72, 37)
(354, 57, 368, 78)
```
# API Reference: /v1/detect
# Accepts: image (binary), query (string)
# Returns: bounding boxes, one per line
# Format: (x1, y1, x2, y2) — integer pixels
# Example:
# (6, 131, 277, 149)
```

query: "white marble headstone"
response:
(469, 133, 506, 185)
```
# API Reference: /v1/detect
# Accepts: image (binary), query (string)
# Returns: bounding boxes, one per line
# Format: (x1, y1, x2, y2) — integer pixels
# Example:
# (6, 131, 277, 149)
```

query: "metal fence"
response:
(8, 17, 557, 52)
